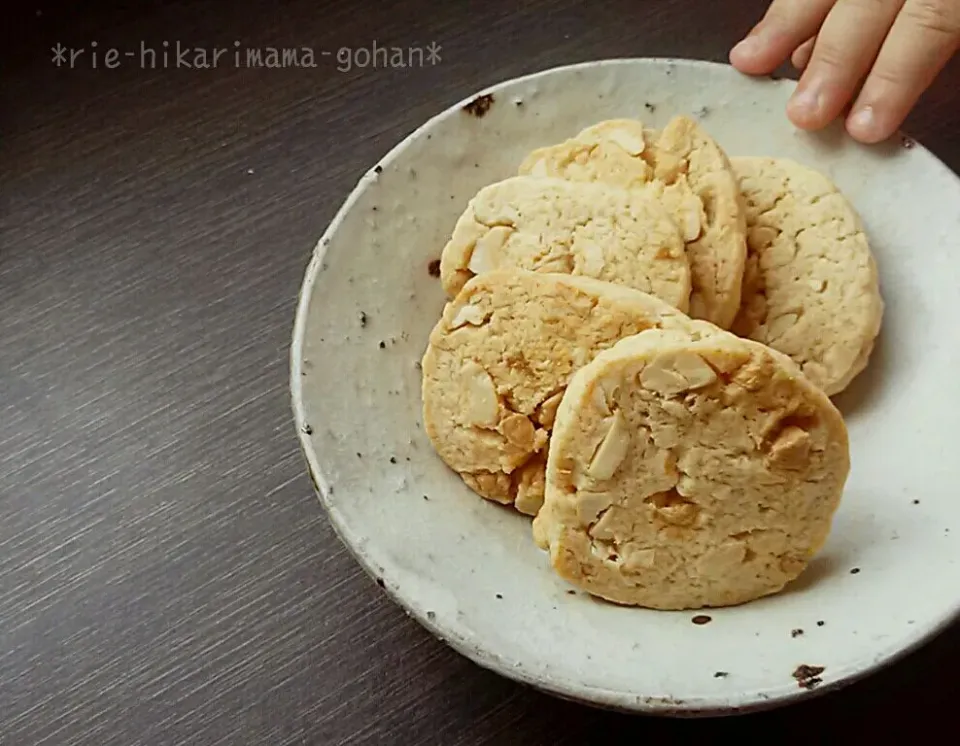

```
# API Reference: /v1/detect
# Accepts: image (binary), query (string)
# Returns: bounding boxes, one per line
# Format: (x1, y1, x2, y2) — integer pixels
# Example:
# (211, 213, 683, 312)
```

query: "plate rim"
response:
(289, 56, 960, 716)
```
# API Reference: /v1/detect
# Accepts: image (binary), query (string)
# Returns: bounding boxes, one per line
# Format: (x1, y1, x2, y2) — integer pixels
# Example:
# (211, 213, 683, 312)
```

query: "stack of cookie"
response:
(420, 115, 882, 611)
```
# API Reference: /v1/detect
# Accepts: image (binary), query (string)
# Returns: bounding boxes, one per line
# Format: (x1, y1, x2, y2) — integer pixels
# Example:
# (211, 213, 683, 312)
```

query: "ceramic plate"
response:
(290, 58, 960, 716)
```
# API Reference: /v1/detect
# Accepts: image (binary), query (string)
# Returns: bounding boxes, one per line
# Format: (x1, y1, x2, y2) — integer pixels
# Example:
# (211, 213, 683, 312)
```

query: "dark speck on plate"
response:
(913, 499, 920, 505)
(301, 424, 313, 435)
(374, 165, 383, 174)
(792, 664, 825, 690)
(791, 628, 804, 638)
(566, 590, 576, 595)
(692, 615, 712, 625)
(463, 93, 495, 118)
(376, 578, 385, 588)
(645, 102, 656, 112)
(817, 620, 825, 627)
(356, 452, 363, 458)
(901, 135, 916, 149)
(426, 611, 436, 620)
(850, 567, 861, 575)
(427, 258, 441, 276)
(423, 495, 429, 500)
(495, 593, 503, 599)
(714, 671, 728, 678)
(359, 311, 368, 327)
(389, 456, 397, 464)
(379, 341, 386, 349)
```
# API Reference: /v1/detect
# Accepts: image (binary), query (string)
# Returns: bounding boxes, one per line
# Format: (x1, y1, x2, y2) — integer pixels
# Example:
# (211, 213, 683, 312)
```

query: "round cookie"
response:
(421, 269, 688, 516)
(439, 175, 691, 313)
(518, 116, 747, 329)
(533, 326, 849, 610)
(730, 157, 883, 396)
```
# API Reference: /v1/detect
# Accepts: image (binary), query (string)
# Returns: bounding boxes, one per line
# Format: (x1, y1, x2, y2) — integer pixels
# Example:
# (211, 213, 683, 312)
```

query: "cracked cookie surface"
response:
(533, 327, 849, 610)
(439, 175, 691, 313)
(730, 157, 883, 396)
(518, 116, 747, 329)
(421, 270, 688, 515)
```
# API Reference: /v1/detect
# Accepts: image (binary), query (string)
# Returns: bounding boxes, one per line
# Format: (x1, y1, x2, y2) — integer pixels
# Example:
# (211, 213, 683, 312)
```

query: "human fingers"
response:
(730, 0, 837, 75)
(786, 0, 906, 130)
(791, 37, 816, 70)
(846, 0, 960, 142)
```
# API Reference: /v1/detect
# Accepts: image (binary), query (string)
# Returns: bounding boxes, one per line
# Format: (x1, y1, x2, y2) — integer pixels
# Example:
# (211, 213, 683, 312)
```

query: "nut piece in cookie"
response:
(730, 157, 883, 396)
(439, 175, 691, 313)
(421, 269, 689, 516)
(534, 326, 849, 609)
(518, 116, 747, 330)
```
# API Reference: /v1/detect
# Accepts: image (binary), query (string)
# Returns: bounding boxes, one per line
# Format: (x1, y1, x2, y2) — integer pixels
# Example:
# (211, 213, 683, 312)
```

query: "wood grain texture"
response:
(1, 0, 958, 743)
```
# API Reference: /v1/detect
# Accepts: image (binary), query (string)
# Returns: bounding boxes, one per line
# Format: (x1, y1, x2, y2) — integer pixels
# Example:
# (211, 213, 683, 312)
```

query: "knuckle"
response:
(865, 62, 911, 87)
(850, 0, 899, 12)
(764, 0, 827, 28)
(903, 0, 960, 37)
(810, 37, 855, 69)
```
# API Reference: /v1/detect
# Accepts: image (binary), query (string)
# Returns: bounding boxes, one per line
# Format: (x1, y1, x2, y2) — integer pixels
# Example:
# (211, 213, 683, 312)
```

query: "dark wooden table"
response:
(3, 1, 959, 743)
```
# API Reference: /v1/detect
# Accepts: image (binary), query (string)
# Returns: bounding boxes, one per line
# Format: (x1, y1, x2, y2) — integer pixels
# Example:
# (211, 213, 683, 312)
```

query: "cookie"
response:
(518, 116, 747, 329)
(730, 157, 883, 396)
(439, 175, 691, 313)
(421, 269, 688, 516)
(533, 326, 849, 610)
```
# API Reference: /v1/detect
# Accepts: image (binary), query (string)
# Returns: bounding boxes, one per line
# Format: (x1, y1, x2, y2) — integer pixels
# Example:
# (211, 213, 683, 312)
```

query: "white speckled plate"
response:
(290, 58, 960, 716)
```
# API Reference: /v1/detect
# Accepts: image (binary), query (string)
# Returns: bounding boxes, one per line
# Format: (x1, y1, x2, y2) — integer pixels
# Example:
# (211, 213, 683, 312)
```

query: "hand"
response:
(729, 0, 960, 143)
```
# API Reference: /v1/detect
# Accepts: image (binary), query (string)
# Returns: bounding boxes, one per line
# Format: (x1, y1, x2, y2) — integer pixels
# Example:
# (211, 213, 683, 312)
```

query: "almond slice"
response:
(587, 409, 630, 480)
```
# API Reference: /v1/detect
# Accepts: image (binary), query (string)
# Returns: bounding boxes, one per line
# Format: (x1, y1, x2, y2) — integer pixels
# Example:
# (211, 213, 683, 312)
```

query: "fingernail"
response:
(788, 81, 823, 121)
(732, 36, 762, 58)
(848, 105, 879, 139)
